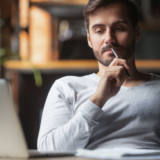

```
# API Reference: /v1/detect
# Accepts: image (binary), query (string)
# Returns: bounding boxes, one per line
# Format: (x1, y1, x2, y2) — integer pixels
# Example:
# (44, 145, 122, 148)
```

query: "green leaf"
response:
(0, 48, 6, 57)
(32, 68, 43, 87)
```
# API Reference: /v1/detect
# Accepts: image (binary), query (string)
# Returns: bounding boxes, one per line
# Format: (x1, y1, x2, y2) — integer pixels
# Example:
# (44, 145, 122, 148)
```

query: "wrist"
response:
(89, 94, 107, 108)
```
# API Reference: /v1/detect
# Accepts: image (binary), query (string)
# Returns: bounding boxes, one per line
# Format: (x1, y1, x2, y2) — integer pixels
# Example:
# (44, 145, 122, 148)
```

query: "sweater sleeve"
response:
(37, 79, 105, 152)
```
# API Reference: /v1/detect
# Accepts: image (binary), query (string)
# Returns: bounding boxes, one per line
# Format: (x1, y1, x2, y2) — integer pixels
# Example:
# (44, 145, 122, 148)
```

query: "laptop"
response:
(0, 79, 75, 158)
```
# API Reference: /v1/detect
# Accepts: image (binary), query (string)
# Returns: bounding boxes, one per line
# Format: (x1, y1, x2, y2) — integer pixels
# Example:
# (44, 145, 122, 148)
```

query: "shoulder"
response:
(48, 73, 97, 101)
(50, 73, 98, 96)
(146, 73, 160, 87)
(54, 73, 98, 87)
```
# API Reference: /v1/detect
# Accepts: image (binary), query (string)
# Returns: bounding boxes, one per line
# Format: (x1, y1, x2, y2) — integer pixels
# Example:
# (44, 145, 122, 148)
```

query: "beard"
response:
(93, 40, 135, 66)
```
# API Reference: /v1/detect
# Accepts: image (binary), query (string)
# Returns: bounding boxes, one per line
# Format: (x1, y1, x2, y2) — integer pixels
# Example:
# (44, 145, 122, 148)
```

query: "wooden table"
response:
(0, 157, 100, 160)
(0, 156, 160, 160)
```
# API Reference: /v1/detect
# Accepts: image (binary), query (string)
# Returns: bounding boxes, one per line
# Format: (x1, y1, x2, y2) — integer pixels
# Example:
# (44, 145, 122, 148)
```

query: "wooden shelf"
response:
(30, 0, 88, 5)
(4, 60, 98, 73)
(135, 60, 160, 69)
(4, 60, 160, 73)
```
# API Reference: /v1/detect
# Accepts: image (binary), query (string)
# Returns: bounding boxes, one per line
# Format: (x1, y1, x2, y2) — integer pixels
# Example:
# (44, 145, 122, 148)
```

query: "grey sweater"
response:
(38, 73, 160, 151)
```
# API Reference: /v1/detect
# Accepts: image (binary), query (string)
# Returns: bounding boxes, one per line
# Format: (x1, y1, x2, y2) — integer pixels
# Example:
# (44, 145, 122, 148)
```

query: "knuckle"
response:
(119, 66, 124, 72)
(120, 58, 126, 63)
(115, 57, 119, 61)
(122, 59, 126, 62)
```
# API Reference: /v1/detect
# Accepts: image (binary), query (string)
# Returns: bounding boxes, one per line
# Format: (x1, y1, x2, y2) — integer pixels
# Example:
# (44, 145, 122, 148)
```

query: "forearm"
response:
(38, 100, 104, 151)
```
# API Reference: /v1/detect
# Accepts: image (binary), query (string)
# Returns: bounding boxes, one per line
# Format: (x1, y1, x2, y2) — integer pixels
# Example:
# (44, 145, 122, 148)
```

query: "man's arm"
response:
(37, 79, 105, 151)
(90, 58, 130, 108)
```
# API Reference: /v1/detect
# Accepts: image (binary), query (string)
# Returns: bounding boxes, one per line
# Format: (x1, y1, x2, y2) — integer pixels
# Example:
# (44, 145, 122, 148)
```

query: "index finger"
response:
(109, 58, 130, 70)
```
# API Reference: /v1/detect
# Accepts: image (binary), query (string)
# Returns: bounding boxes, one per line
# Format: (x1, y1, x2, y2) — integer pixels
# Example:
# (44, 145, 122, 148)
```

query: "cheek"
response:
(116, 32, 134, 46)
(90, 34, 104, 50)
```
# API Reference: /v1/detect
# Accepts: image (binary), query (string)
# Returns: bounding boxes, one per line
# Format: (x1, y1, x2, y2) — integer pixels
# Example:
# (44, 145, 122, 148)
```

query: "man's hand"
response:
(90, 58, 130, 108)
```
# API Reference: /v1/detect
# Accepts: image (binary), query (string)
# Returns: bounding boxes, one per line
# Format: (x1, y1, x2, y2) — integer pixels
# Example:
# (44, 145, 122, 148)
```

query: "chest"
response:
(102, 87, 160, 123)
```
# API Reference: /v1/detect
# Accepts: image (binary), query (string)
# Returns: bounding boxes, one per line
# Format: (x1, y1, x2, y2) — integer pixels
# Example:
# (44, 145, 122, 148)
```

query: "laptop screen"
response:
(0, 79, 29, 158)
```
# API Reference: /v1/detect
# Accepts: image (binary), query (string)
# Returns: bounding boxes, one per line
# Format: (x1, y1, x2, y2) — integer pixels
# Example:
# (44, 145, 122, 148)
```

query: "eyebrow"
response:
(92, 20, 128, 30)
(112, 20, 128, 25)
(92, 24, 105, 30)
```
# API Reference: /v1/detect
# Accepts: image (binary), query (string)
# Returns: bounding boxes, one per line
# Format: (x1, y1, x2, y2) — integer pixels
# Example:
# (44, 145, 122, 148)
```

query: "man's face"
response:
(87, 2, 140, 66)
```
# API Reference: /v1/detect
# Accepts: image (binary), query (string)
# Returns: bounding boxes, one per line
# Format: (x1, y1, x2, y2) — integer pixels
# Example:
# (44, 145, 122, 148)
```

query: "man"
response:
(38, 0, 160, 151)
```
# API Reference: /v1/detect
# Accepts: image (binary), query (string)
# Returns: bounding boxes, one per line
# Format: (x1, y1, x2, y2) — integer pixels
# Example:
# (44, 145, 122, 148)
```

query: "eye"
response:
(95, 28, 104, 34)
(116, 27, 121, 30)
(113, 25, 126, 32)
(96, 30, 102, 33)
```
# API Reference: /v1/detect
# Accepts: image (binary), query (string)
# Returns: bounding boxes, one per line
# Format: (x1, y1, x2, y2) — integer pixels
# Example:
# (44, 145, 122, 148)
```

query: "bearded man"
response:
(38, 0, 160, 151)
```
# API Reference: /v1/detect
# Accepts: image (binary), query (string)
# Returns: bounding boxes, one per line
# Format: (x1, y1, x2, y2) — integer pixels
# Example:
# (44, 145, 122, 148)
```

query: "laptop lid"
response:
(0, 79, 29, 158)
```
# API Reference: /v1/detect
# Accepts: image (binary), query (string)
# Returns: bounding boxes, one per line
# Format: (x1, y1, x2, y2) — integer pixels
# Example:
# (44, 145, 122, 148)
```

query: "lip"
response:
(102, 48, 112, 53)
(103, 50, 114, 55)
(102, 48, 120, 55)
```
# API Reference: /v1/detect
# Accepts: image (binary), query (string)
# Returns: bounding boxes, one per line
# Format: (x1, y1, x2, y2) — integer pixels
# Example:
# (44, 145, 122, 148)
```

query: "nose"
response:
(104, 28, 115, 44)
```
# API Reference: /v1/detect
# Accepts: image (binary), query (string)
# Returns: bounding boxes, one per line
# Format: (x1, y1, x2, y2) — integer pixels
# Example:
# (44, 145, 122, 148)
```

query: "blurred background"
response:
(0, 0, 160, 149)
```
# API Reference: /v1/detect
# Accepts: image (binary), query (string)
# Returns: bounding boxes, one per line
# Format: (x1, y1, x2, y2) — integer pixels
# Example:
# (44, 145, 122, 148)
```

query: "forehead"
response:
(89, 2, 131, 28)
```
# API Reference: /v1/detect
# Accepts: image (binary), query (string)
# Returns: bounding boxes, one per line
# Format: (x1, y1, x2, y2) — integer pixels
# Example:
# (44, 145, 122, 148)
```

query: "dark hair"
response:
(83, 0, 138, 30)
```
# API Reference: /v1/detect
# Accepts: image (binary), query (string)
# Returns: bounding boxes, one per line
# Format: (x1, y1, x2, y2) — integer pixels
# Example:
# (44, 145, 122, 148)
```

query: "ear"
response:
(86, 29, 93, 48)
(135, 24, 140, 41)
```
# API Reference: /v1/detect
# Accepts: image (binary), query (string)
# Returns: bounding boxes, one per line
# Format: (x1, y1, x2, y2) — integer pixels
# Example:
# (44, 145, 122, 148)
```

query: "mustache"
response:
(101, 44, 121, 53)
